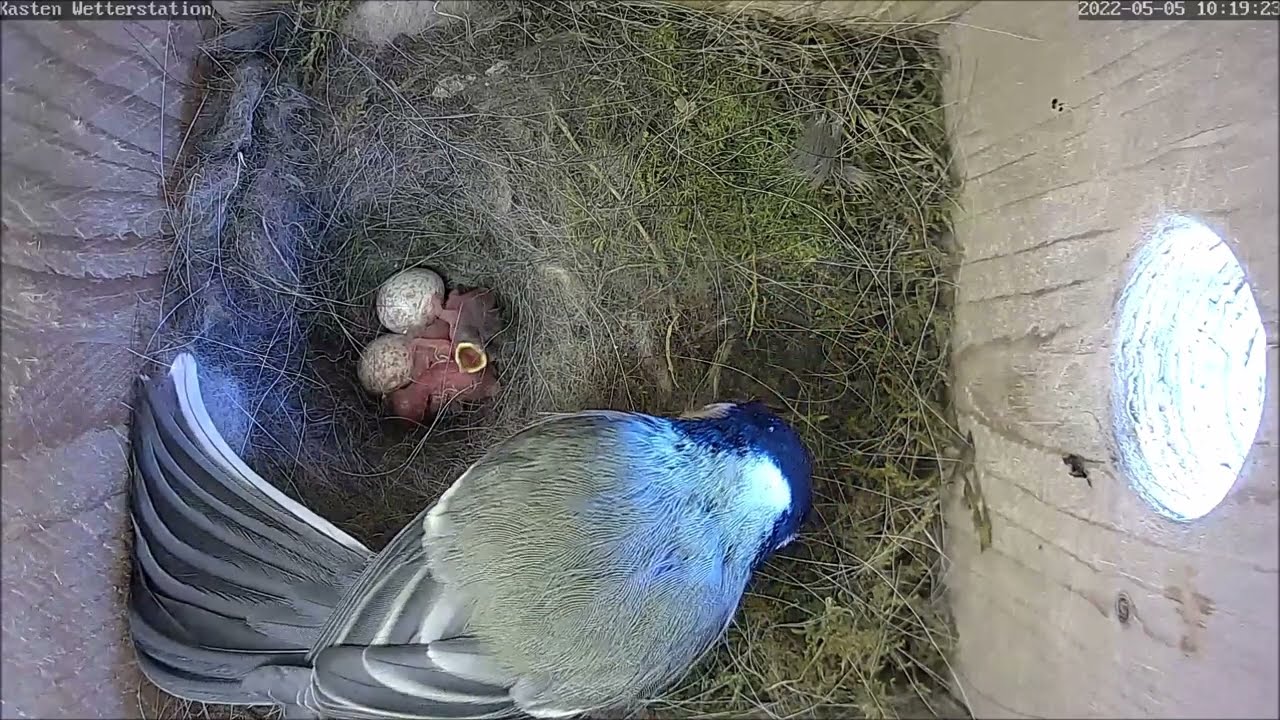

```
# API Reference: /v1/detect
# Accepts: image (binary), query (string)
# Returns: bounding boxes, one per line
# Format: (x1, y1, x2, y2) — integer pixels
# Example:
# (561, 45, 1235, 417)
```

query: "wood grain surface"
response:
(939, 4, 1278, 718)
(1, 18, 199, 719)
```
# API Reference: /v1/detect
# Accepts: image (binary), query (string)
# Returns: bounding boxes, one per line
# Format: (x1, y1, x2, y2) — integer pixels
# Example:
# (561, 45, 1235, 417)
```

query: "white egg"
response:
(376, 267, 446, 334)
(358, 334, 414, 395)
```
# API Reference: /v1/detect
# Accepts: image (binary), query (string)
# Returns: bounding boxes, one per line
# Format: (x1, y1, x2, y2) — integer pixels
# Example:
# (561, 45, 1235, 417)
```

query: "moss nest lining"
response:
(153, 0, 966, 717)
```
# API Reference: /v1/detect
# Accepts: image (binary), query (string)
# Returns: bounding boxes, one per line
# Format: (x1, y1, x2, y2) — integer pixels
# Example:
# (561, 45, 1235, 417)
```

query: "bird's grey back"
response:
(428, 411, 752, 711)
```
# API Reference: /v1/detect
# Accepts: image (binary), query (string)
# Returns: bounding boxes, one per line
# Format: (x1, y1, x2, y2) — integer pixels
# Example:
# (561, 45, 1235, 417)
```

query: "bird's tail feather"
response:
(128, 353, 374, 705)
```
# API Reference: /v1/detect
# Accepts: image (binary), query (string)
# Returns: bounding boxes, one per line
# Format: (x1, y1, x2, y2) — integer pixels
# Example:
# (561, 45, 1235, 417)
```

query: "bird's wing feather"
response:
(310, 504, 460, 650)
(303, 479, 521, 719)
(306, 645, 514, 719)
(299, 412, 643, 719)
(167, 353, 369, 555)
(128, 353, 373, 705)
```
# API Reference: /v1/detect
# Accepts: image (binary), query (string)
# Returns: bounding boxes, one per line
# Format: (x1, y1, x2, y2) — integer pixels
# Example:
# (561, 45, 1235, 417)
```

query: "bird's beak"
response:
(454, 342, 488, 374)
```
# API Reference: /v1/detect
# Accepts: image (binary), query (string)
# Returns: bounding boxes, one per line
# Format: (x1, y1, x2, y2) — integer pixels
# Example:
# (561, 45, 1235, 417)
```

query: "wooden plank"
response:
(938, 3, 1279, 717)
(0, 17, 200, 719)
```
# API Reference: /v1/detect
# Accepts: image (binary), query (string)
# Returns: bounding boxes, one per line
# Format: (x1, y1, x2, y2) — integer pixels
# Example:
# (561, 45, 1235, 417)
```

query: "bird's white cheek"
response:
(741, 456, 791, 517)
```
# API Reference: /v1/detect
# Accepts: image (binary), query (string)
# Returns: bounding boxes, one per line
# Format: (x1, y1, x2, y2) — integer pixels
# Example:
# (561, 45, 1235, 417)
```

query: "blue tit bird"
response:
(128, 352, 813, 719)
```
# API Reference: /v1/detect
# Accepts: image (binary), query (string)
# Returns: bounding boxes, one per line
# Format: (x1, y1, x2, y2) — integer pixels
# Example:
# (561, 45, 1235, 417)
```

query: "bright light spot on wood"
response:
(1112, 215, 1267, 521)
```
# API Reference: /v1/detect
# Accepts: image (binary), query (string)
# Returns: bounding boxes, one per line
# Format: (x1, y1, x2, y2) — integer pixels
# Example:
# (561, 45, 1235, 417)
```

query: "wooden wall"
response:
(939, 3, 1278, 717)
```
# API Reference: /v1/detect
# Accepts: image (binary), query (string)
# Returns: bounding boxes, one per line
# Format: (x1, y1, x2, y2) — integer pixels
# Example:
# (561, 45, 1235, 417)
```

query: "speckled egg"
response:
(357, 334, 414, 395)
(375, 267, 446, 334)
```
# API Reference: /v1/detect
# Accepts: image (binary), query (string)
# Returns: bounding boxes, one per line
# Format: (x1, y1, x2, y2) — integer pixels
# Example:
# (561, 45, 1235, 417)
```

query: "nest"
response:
(150, 1, 966, 717)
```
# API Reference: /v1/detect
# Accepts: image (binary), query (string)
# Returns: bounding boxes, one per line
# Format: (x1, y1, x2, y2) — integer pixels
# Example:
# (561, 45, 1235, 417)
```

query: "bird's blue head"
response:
(678, 400, 814, 557)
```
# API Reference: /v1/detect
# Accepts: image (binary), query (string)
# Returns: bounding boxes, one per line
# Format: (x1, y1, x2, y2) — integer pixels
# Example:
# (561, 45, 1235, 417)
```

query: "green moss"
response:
(521, 10, 964, 715)
(500, 6, 962, 716)
(285, 1, 967, 716)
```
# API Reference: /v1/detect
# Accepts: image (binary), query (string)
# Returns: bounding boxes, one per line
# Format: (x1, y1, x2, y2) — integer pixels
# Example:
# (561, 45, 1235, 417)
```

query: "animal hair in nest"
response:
(148, 1, 969, 717)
